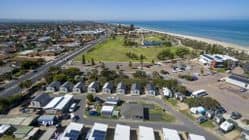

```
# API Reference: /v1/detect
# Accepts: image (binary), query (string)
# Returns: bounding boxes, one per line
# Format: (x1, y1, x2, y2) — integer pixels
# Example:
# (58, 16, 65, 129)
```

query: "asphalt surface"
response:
(74, 94, 220, 140)
(0, 35, 107, 97)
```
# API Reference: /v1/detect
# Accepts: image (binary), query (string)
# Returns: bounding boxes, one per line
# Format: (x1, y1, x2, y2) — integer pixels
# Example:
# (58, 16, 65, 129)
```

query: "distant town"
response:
(0, 21, 249, 140)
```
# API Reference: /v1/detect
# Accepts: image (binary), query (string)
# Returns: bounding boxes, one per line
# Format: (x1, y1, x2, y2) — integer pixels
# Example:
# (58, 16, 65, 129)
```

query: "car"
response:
(72, 115, 80, 122)
(230, 112, 242, 120)
(197, 116, 208, 124)
(69, 103, 77, 112)
(240, 88, 247, 93)
(214, 106, 227, 115)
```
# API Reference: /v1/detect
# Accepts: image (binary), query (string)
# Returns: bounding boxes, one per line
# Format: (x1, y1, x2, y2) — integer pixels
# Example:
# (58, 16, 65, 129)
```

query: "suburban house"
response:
(30, 93, 52, 109)
(120, 103, 144, 120)
(46, 81, 61, 92)
(59, 81, 74, 93)
(37, 115, 57, 126)
(60, 122, 84, 140)
(130, 83, 141, 95)
(225, 74, 249, 89)
(138, 126, 155, 140)
(73, 81, 86, 93)
(145, 83, 156, 96)
(114, 124, 130, 140)
(116, 82, 126, 94)
(86, 123, 108, 140)
(87, 81, 100, 93)
(102, 82, 113, 94)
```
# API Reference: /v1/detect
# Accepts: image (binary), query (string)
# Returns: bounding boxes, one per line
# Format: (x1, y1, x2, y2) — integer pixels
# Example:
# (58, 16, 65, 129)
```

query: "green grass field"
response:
(75, 36, 177, 62)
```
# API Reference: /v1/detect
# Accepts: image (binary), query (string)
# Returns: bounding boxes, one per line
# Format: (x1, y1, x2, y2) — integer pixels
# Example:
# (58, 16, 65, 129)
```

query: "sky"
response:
(0, 0, 249, 21)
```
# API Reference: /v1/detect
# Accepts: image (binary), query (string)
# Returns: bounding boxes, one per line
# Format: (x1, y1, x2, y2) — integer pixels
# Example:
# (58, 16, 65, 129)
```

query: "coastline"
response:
(140, 27, 249, 53)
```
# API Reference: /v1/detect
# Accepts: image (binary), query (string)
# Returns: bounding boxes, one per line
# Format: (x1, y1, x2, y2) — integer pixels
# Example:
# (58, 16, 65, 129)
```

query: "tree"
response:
(152, 59, 155, 64)
(129, 61, 132, 68)
(116, 65, 120, 70)
(82, 55, 86, 64)
(140, 54, 145, 70)
(53, 73, 67, 82)
(129, 24, 135, 31)
(19, 80, 32, 89)
(133, 70, 147, 79)
(157, 49, 174, 60)
(175, 47, 190, 58)
(91, 58, 95, 65)
(86, 94, 94, 102)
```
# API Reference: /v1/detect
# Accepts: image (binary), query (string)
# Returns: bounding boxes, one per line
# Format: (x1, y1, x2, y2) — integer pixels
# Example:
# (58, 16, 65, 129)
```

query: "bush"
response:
(87, 94, 94, 102)
(184, 97, 221, 110)
(157, 49, 174, 60)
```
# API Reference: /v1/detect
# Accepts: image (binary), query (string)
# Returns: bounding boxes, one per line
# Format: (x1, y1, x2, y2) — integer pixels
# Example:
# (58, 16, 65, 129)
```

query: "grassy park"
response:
(75, 36, 179, 62)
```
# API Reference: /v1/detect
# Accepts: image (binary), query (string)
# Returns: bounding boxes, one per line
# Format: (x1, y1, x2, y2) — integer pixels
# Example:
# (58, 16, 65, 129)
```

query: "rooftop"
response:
(114, 124, 130, 140)
(138, 126, 155, 140)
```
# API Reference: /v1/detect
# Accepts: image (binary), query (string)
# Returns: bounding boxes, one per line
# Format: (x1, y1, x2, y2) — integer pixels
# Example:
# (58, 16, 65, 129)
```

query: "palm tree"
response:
(140, 54, 144, 70)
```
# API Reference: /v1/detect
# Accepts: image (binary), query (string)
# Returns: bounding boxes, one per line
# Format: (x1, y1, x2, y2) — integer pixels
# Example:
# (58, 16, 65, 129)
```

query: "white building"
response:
(162, 128, 181, 140)
(101, 105, 114, 117)
(43, 95, 73, 114)
(60, 122, 84, 140)
(188, 133, 206, 140)
(138, 126, 155, 140)
(114, 124, 130, 140)
(86, 123, 108, 140)
(225, 74, 249, 89)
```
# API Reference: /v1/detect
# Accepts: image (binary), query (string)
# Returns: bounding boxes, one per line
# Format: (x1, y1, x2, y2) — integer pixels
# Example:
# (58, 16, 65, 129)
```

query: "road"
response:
(0, 35, 107, 97)
(74, 94, 220, 140)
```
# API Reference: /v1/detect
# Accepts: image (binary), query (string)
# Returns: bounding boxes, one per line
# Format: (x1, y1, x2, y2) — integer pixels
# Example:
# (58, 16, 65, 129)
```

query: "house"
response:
(114, 124, 130, 140)
(120, 103, 144, 120)
(130, 83, 141, 95)
(101, 105, 114, 117)
(162, 128, 181, 140)
(102, 82, 113, 94)
(145, 83, 156, 96)
(59, 81, 74, 93)
(0, 124, 12, 136)
(138, 126, 155, 140)
(116, 82, 126, 94)
(86, 123, 108, 140)
(73, 81, 86, 93)
(60, 122, 84, 140)
(37, 115, 57, 126)
(87, 81, 100, 93)
(30, 93, 51, 109)
(225, 74, 249, 89)
(162, 87, 173, 98)
(188, 133, 206, 140)
(46, 81, 61, 92)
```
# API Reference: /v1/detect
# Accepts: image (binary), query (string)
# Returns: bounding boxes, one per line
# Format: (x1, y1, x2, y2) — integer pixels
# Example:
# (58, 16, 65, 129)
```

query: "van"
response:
(191, 89, 208, 97)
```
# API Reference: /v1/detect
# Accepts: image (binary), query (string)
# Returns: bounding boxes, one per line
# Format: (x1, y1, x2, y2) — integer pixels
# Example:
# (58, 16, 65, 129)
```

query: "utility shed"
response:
(162, 128, 181, 140)
(114, 124, 130, 140)
(188, 133, 206, 140)
(138, 126, 155, 140)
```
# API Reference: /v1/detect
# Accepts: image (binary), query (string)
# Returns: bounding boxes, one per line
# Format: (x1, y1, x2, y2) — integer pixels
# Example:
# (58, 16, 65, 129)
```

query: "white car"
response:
(219, 120, 234, 133)
(69, 103, 77, 112)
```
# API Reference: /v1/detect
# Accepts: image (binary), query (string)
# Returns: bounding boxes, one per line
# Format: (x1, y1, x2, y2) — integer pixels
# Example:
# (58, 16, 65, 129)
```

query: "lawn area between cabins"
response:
(75, 36, 178, 62)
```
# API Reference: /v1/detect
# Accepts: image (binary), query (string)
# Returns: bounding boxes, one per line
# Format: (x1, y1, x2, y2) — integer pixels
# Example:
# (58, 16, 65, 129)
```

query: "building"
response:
(161, 128, 180, 140)
(102, 82, 113, 94)
(87, 81, 100, 93)
(130, 83, 141, 96)
(43, 96, 64, 114)
(138, 126, 155, 140)
(120, 103, 144, 120)
(0, 124, 12, 136)
(114, 124, 130, 140)
(188, 133, 206, 140)
(60, 81, 74, 93)
(199, 54, 238, 68)
(39, 128, 56, 140)
(145, 83, 156, 96)
(46, 81, 61, 92)
(37, 115, 57, 126)
(43, 95, 73, 114)
(101, 105, 114, 117)
(23, 127, 40, 140)
(14, 126, 33, 139)
(116, 82, 126, 94)
(225, 74, 249, 89)
(104, 97, 120, 106)
(30, 93, 51, 109)
(60, 122, 84, 140)
(73, 81, 86, 93)
(86, 123, 108, 140)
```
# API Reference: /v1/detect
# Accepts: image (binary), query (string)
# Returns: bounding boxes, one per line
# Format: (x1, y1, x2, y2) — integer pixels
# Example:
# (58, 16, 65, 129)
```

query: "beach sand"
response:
(141, 28, 249, 53)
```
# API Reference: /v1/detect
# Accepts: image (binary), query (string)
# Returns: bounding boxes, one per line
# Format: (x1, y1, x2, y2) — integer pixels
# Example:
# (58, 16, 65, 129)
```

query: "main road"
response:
(0, 35, 107, 97)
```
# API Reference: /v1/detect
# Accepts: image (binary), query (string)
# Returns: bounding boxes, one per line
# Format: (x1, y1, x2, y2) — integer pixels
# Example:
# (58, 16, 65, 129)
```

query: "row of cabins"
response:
(46, 81, 158, 96)
(86, 122, 206, 140)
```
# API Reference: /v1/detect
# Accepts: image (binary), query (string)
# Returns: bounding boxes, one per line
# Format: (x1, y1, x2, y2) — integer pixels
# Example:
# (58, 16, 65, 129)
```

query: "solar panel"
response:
(229, 74, 249, 84)
(92, 130, 106, 140)
(65, 130, 80, 140)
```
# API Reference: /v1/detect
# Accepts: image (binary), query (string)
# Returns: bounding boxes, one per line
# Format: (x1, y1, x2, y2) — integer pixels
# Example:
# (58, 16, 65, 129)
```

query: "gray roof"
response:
(37, 115, 56, 122)
(121, 103, 144, 119)
(229, 74, 249, 84)
(146, 83, 155, 91)
(48, 81, 61, 88)
(88, 81, 99, 88)
(131, 83, 141, 91)
(103, 82, 113, 89)
(61, 81, 74, 89)
(116, 82, 126, 90)
(74, 81, 85, 88)
(32, 93, 52, 106)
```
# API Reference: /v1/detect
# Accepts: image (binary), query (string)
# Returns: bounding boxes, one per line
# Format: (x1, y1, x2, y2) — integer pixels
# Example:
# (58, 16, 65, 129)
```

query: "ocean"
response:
(113, 20, 249, 48)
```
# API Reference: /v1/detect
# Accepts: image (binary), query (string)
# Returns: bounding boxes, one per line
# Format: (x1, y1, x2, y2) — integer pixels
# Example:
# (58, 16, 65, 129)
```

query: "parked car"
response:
(69, 103, 77, 113)
(214, 115, 225, 125)
(197, 116, 208, 124)
(219, 120, 235, 133)
(230, 112, 242, 120)
(240, 88, 247, 93)
(214, 106, 227, 115)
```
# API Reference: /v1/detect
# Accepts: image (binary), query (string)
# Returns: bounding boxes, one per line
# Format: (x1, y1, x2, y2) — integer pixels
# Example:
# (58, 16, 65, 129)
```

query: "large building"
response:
(199, 54, 238, 68)
(225, 74, 249, 89)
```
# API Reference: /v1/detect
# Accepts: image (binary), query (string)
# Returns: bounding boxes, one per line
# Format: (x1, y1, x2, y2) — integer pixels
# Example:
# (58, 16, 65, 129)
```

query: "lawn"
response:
(200, 120, 216, 128)
(164, 98, 178, 107)
(75, 36, 177, 62)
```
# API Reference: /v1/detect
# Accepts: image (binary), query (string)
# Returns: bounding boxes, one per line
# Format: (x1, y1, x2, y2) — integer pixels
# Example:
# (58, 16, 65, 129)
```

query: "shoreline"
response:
(139, 27, 249, 53)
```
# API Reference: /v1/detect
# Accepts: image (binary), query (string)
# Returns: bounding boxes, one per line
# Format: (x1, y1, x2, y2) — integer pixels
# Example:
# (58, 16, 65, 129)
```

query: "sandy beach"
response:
(141, 28, 249, 53)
